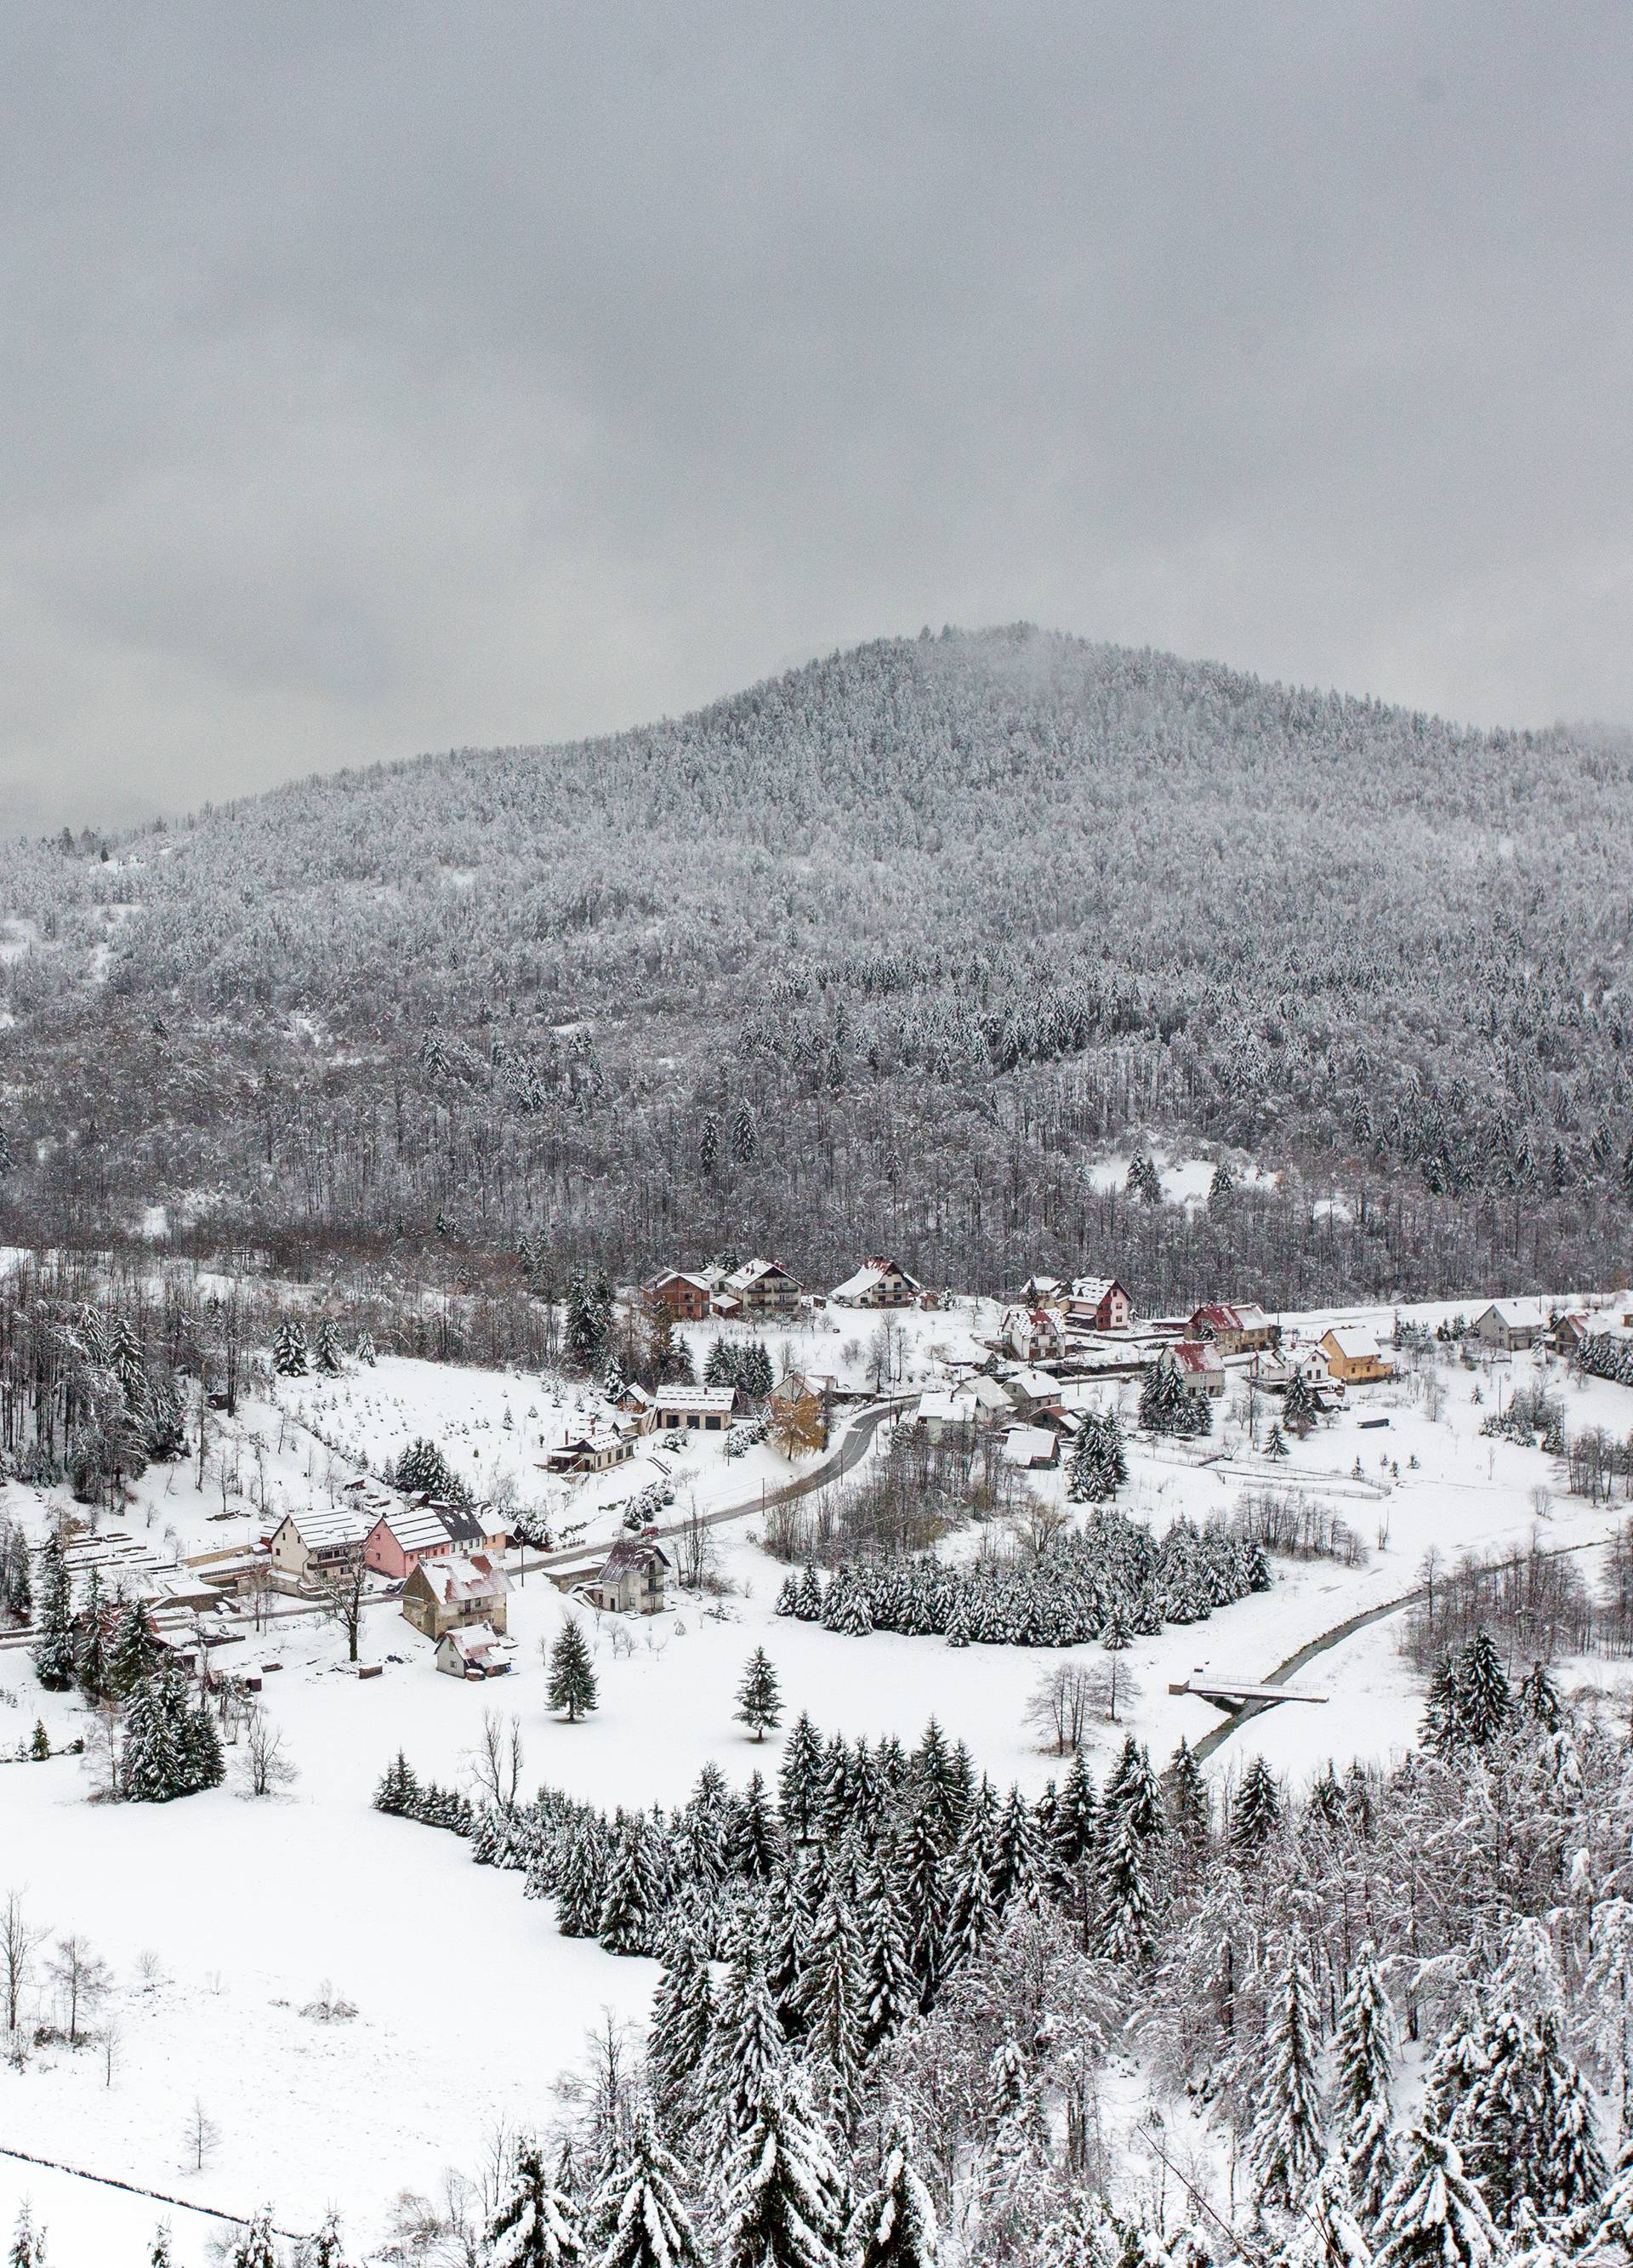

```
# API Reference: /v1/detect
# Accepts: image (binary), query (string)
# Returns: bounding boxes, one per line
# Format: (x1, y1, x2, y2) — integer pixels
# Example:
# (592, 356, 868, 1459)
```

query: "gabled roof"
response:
(830, 1256, 922, 1300)
(372, 1502, 487, 1553)
(1477, 1298, 1548, 1330)
(595, 1533, 673, 1580)
(645, 1269, 713, 1294)
(651, 1386, 737, 1414)
(438, 1620, 515, 1662)
(1322, 1325, 1383, 1360)
(1171, 1339, 1223, 1375)
(410, 1552, 508, 1606)
(271, 1506, 372, 1549)
(1067, 1275, 1127, 1304)
(723, 1256, 800, 1293)
(1192, 1301, 1270, 1331)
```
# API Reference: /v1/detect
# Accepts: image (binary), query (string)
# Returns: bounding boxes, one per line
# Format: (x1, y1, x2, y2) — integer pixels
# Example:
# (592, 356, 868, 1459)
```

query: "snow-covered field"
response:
(2, 1293, 1630, 2259)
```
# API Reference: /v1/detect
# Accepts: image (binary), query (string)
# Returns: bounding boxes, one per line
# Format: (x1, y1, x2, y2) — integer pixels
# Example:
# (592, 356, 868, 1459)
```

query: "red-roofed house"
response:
(1000, 1306, 1068, 1365)
(643, 1270, 714, 1322)
(1170, 1339, 1227, 1398)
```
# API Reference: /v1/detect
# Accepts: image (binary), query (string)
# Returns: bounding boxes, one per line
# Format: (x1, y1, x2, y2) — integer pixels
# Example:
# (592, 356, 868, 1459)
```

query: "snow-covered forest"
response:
(2, 627, 1630, 1307)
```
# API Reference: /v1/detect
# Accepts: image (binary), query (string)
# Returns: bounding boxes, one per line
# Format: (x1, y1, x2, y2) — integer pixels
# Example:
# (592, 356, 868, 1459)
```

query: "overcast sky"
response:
(3, 4, 1629, 831)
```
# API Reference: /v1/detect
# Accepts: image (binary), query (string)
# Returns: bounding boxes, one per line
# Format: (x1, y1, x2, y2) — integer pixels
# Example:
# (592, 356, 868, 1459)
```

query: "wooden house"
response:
(1317, 1326, 1393, 1386)
(401, 1551, 509, 1641)
(1189, 1302, 1278, 1355)
(829, 1256, 922, 1308)
(581, 1531, 671, 1616)
(643, 1270, 714, 1322)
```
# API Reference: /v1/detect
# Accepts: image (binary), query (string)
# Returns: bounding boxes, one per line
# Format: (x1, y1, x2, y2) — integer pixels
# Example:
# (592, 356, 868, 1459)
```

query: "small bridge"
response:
(1169, 1674, 1327, 1718)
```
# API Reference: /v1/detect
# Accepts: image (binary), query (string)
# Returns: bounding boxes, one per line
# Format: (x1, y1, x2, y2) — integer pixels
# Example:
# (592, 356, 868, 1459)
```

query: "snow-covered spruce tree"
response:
(736, 1648, 783, 1741)
(1250, 1946, 1326, 2212)
(9, 2203, 44, 2268)
(599, 1820, 657, 1957)
(392, 1435, 469, 1503)
(271, 1319, 310, 1377)
(849, 2114, 939, 2268)
(547, 1620, 599, 1722)
(353, 1329, 377, 1366)
(1450, 1629, 1514, 1750)
(74, 1567, 109, 1700)
(314, 1317, 344, 1376)
(703, 1930, 787, 2171)
(108, 1599, 163, 1698)
(373, 1750, 421, 1815)
(1265, 1422, 1290, 1460)
(31, 1535, 75, 1692)
(1334, 1945, 1398, 2225)
(1139, 1354, 1189, 1435)
(1231, 1755, 1283, 1858)
(228, 2205, 279, 2268)
(488, 2137, 583, 2268)
(719, 2065, 843, 2268)
(590, 2103, 703, 2268)
(1295, 2153, 1376, 2268)
(647, 1937, 714, 2134)
(1374, 2132, 1501, 2268)
(149, 2222, 174, 2266)
(303, 2208, 350, 2267)
(1094, 1798, 1156, 1965)
(799, 1883, 864, 2128)
(1163, 1739, 1211, 1867)
(1459, 2006, 1604, 2227)
(1282, 1370, 1320, 1436)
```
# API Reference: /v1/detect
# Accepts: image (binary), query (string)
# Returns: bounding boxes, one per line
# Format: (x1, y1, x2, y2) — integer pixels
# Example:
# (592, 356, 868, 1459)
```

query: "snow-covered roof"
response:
(1002, 1366, 1063, 1399)
(1067, 1275, 1124, 1304)
(439, 1621, 515, 1661)
(723, 1256, 799, 1293)
(645, 1269, 712, 1293)
(412, 1552, 508, 1605)
(651, 1387, 737, 1416)
(830, 1257, 922, 1301)
(595, 1534, 672, 1581)
(914, 1389, 965, 1424)
(1171, 1339, 1223, 1375)
(272, 1506, 371, 1549)
(372, 1502, 488, 1553)
(1002, 1426, 1057, 1467)
(1323, 1326, 1382, 1360)
(1192, 1302, 1271, 1332)
(1477, 1298, 1548, 1330)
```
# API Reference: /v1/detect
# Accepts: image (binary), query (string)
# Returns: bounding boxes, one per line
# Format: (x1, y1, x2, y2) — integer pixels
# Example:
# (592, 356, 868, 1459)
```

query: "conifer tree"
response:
(647, 1939, 714, 2134)
(1251, 1948, 1326, 2210)
(108, 1600, 164, 1699)
(860, 1873, 915, 2054)
(8, 2204, 44, 2268)
(720, 2066, 842, 2268)
(488, 2137, 583, 2267)
(1164, 1740, 1211, 1863)
(314, 1318, 344, 1376)
(229, 2206, 278, 2268)
(547, 1620, 599, 1722)
(31, 1536, 75, 1692)
(271, 1319, 310, 1377)
(1283, 1370, 1319, 1436)
(1232, 1756, 1283, 1857)
(704, 1932, 787, 2168)
(1265, 1423, 1290, 1460)
(850, 2115, 939, 2268)
(304, 2208, 350, 2267)
(1374, 2133, 1500, 2268)
(735, 1649, 782, 1742)
(599, 1820, 657, 1957)
(149, 2224, 174, 2267)
(1335, 1946, 1398, 2225)
(779, 1712, 827, 1842)
(1451, 1629, 1514, 1749)
(373, 1750, 420, 1815)
(591, 2105, 703, 2268)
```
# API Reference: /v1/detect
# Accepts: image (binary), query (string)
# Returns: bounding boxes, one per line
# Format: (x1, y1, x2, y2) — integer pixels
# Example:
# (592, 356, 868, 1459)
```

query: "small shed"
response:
(435, 1622, 516, 1678)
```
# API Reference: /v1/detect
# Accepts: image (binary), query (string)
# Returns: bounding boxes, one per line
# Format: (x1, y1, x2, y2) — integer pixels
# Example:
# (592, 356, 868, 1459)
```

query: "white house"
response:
(435, 1621, 517, 1678)
(830, 1257, 923, 1308)
(1000, 1306, 1067, 1365)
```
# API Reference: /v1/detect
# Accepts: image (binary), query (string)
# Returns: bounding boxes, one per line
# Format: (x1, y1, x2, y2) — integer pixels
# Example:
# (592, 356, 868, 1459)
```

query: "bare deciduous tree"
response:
(183, 2094, 219, 2173)
(1023, 1665, 1095, 1755)
(48, 1933, 111, 2047)
(236, 1704, 298, 1798)
(3, 1890, 46, 2038)
(470, 1711, 524, 1812)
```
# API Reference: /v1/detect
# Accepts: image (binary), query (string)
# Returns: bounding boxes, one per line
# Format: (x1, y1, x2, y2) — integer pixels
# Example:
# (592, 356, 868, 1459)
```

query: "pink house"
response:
(364, 1501, 506, 1581)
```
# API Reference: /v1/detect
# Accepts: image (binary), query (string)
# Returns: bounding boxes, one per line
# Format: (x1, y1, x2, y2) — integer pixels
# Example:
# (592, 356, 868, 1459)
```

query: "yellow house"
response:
(1317, 1326, 1393, 1386)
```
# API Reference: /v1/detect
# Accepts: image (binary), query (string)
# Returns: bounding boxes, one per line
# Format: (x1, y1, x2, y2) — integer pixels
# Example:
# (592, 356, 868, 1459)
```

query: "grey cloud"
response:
(2, 2, 1630, 829)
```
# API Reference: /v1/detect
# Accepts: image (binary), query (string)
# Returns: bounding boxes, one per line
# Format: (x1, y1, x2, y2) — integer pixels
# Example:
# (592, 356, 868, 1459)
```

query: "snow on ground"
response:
(3, 1298, 1633, 2256)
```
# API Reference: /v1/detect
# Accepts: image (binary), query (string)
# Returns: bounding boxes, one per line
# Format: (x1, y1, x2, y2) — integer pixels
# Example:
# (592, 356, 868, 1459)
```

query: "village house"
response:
(401, 1551, 510, 1641)
(364, 1501, 506, 1581)
(649, 1384, 737, 1432)
(1317, 1325, 1394, 1386)
(1001, 1424, 1059, 1469)
(830, 1256, 923, 1308)
(266, 1506, 372, 1584)
(1189, 1302, 1279, 1355)
(767, 1369, 832, 1448)
(642, 1269, 714, 1322)
(1170, 1339, 1227, 1399)
(1472, 1298, 1548, 1353)
(1021, 1274, 1068, 1310)
(1551, 1310, 1596, 1357)
(714, 1257, 803, 1319)
(580, 1530, 671, 1616)
(435, 1621, 516, 1679)
(1000, 1305, 1067, 1365)
(542, 1421, 643, 1479)
(997, 1365, 1064, 1413)
(1063, 1277, 1135, 1331)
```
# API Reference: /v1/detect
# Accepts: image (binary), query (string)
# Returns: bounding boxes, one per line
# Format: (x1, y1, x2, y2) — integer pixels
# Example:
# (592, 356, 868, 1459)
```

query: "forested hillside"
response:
(1, 624, 1630, 1307)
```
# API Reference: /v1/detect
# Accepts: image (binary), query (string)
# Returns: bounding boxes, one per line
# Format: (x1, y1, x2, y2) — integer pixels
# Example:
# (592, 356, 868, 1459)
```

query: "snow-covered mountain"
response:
(0, 625, 1628, 1301)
